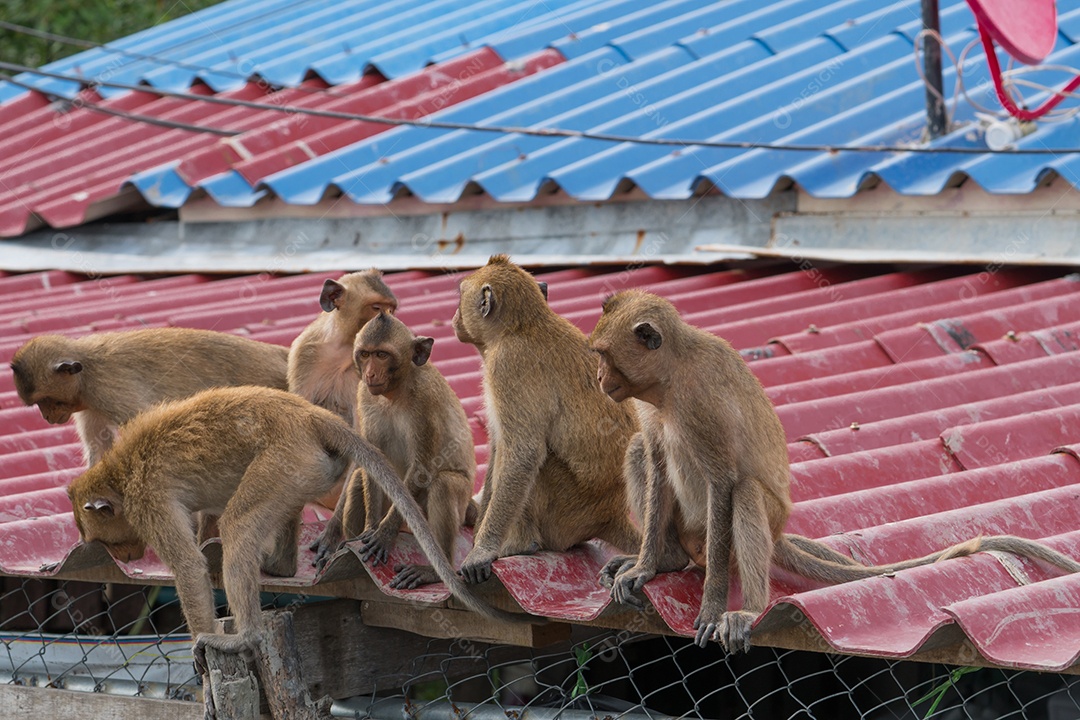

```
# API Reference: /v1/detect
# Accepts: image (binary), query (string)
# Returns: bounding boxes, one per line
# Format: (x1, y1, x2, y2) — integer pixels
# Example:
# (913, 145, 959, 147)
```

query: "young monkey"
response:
(311, 312, 476, 589)
(590, 290, 1080, 654)
(68, 386, 519, 658)
(288, 269, 398, 509)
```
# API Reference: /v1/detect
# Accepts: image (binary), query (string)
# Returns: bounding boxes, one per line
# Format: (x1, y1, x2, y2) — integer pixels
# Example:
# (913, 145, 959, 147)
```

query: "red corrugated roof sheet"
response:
(2, 263, 1080, 670)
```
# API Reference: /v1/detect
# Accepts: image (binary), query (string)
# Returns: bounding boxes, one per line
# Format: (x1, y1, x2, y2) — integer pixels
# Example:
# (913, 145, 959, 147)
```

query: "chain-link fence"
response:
(3, 577, 1080, 719)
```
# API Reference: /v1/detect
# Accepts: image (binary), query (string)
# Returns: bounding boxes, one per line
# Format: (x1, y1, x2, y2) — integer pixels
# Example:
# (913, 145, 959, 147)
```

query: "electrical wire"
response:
(0, 71, 240, 136)
(2, 59, 1079, 155)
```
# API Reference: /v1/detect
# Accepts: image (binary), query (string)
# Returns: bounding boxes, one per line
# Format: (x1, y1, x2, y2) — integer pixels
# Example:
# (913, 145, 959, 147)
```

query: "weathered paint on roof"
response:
(2, 263, 1080, 670)
(1, 0, 1079, 239)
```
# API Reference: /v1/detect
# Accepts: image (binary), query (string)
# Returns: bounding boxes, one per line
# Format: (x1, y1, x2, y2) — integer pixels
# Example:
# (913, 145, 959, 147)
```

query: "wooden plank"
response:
(255, 611, 333, 720)
(284, 599, 548, 699)
(0, 684, 201, 720)
(201, 643, 260, 720)
(361, 600, 570, 647)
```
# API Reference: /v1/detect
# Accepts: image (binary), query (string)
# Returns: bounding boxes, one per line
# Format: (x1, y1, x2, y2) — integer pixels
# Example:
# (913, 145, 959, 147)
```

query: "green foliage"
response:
(912, 666, 981, 718)
(571, 643, 592, 700)
(1, 0, 223, 70)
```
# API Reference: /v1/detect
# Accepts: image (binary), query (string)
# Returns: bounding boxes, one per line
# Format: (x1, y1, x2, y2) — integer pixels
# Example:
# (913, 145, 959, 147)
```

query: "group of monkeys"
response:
(10, 255, 1080, 659)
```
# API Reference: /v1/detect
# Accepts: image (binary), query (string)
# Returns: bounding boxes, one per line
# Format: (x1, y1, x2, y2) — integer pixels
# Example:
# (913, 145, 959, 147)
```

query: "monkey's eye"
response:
(376, 351, 389, 360)
(358, 351, 371, 359)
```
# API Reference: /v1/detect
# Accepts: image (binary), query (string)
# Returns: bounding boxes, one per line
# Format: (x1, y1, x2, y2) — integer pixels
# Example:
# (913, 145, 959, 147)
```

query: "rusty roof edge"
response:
(0, 195, 785, 274)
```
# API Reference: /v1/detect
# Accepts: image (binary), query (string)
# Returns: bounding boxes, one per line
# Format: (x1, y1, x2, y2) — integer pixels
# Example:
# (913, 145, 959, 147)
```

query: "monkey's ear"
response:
(479, 285, 495, 318)
(54, 360, 83, 375)
(319, 279, 345, 312)
(537, 281, 548, 301)
(412, 337, 435, 367)
(633, 322, 663, 350)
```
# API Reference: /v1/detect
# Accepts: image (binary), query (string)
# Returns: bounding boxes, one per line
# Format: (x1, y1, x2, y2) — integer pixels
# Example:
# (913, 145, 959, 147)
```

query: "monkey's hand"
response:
(390, 563, 441, 589)
(609, 562, 655, 609)
(598, 555, 637, 588)
(357, 527, 395, 566)
(310, 521, 345, 570)
(694, 608, 754, 654)
(459, 546, 499, 584)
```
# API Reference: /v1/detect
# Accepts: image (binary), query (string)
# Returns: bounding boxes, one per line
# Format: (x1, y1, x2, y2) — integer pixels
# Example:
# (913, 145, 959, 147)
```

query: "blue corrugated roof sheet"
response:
(2, 0, 1080, 232)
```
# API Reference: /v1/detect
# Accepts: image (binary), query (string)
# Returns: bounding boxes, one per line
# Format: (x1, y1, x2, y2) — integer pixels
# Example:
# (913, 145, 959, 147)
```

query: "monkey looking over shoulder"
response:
(67, 386, 521, 657)
(311, 312, 476, 589)
(590, 290, 1080, 653)
(288, 270, 398, 509)
(11, 327, 289, 467)
(451, 255, 641, 584)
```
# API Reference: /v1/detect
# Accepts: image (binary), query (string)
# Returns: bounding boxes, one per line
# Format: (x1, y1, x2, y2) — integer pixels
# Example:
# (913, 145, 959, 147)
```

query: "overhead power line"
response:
(1, 59, 1078, 155)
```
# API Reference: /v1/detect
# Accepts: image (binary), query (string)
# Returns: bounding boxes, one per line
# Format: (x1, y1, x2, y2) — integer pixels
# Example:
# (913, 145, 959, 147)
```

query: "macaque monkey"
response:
(451, 255, 641, 584)
(288, 270, 398, 509)
(591, 290, 1080, 653)
(67, 386, 521, 657)
(311, 312, 475, 589)
(10, 328, 289, 466)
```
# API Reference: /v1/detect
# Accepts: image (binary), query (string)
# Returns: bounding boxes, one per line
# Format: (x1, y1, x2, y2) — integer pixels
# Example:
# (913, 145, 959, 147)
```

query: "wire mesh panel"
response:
(3, 578, 1080, 719)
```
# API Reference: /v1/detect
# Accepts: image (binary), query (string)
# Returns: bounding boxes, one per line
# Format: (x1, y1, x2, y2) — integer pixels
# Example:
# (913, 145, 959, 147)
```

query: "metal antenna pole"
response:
(922, 0, 948, 138)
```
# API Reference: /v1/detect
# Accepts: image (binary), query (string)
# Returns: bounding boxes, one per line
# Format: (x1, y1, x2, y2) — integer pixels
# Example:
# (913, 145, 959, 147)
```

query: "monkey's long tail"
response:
(319, 418, 528, 624)
(774, 534, 982, 584)
(777, 534, 1080, 585)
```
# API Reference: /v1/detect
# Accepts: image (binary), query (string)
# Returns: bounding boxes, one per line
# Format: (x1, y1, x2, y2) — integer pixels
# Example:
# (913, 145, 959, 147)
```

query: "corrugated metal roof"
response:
(2, 0, 1079, 240)
(4, 262, 1080, 670)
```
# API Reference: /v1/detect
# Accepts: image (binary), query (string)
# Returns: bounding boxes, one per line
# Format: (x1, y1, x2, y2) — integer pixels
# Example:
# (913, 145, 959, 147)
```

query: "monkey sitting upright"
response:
(11, 327, 289, 467)
(590, 290, 1080, 654)
(451, 255, 642, 584)
(288, 269, 398, 510)
(311, 312, 476, 589)
(67, 386, 520, 657)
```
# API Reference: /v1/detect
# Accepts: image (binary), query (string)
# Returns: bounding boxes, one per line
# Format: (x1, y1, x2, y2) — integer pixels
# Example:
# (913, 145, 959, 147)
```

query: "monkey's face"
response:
(68, 483, 147, 563)
(591, 292, 667, 405)
(355, 345, 402, 396)
(592, 348, 636, 403)
(35, 396, 82, 424)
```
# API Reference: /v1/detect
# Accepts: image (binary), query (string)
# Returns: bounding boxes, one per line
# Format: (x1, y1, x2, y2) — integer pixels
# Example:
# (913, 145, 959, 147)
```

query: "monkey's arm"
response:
(694, 474, 738, 649)
(607, 439, 671, 607)
(310, 468, 361, 568)
(474, 442, 495, 528)
(459, 433, 544, 584)
(74, 411, 116, 466)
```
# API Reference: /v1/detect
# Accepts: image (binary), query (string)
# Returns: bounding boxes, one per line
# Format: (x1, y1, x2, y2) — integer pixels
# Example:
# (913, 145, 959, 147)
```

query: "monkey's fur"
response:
(67, 386, 521, 656)
(312, 312, 476, 588)
(590, 290, 1080, 653)
(452, 255, 641, 584)
(288, 269, 398, 511)
(10, 328, 289, 466)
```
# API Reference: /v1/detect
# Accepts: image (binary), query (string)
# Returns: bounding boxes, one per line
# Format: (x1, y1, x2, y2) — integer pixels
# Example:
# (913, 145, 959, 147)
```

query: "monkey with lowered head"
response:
(452, 254, 641, 584)
(311, 312, 476, 589)
(590, 290, 1080, 653)
(67, 386, 521, 656)
(289, 269, 398, 511)
(10, 327, 289, 467)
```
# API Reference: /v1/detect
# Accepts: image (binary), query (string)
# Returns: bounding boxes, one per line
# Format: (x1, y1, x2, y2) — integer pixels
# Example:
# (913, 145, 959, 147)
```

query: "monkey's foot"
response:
(610, 563, 655, 609)
(193, 631, 260, 670)
(599, 555, 637, 588)
(459, 547, 499, 584)
(357, 528, 395, 566)
(390, 563, 441, 589)
(694, 609, 754, 654)
(310, 521, 345, 569)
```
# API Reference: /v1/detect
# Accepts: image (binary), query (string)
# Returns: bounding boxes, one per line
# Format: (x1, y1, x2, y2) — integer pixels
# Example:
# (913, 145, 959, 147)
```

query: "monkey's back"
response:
(107, 386, 348, 517)
(483, 314, 637, 542)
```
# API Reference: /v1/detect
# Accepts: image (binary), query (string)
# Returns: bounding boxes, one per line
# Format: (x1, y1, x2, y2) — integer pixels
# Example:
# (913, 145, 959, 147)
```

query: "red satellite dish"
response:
(966, 0, 1057, 65)
(966, 0, 1079, 121)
